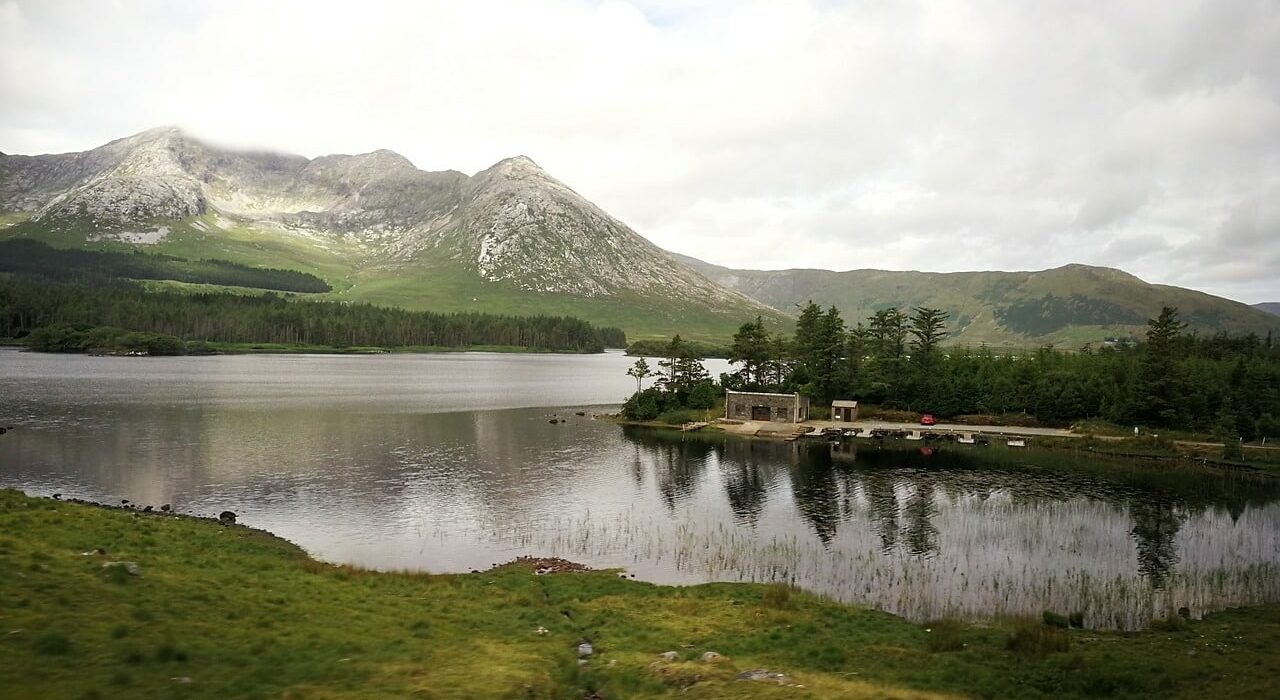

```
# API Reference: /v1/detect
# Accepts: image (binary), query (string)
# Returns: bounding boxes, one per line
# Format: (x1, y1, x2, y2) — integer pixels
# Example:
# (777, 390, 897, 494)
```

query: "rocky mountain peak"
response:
(0, 128, 775, 314)
(492, 155, 542, 171)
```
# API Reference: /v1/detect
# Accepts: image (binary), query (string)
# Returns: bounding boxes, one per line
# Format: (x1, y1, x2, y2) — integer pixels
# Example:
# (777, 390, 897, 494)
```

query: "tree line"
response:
(0, 238, 332, 293)
(626, 301, 1279, 441)
(0, 278, 626, 353)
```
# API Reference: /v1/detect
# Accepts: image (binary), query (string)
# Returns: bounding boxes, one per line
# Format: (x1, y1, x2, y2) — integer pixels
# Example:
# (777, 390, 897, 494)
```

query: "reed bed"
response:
(470, 490, 1280, 630)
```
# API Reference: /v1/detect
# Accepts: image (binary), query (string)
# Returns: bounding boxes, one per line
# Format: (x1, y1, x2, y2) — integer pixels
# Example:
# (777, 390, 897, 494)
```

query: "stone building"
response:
(724, 390, 810, 423)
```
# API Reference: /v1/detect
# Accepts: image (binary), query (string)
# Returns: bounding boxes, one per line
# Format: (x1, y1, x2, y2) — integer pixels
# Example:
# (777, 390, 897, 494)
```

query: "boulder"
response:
(737, 669, 790, 684)
(218, 511, 237, 525)
(103, 561, 141, 576)
(658, 651, 679, 662)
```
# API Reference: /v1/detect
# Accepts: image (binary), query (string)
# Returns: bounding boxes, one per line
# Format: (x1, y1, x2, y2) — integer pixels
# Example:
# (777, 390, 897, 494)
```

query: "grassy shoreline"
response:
(2, 489, 1277, 699)
(606, 414, 1280, 475)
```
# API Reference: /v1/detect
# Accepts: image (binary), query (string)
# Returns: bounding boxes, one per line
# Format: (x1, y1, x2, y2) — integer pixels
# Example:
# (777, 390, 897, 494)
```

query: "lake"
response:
(1, 349, 1277, 629)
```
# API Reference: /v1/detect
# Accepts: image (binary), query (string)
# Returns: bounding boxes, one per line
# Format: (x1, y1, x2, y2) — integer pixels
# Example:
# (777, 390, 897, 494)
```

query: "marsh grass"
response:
(479, 496, 1280, 630)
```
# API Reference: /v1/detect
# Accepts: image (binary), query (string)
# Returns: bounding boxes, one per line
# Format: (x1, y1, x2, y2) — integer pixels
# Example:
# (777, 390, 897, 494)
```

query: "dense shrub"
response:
(924, 619, 967, 652)
(27, 324, 186, 355)
(1006, 621, 1069, 656)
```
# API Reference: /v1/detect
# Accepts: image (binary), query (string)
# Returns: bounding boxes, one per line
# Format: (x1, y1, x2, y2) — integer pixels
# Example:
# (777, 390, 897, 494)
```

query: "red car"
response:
(920, 414, 937, 426)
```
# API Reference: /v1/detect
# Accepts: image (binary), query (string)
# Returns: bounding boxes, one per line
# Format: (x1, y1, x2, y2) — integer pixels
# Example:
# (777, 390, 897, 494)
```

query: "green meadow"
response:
(2, 490, 1276, 699)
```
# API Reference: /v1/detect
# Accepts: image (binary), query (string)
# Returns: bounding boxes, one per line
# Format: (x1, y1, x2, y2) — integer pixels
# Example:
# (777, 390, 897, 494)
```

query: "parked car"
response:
(920, 414, 937, 426)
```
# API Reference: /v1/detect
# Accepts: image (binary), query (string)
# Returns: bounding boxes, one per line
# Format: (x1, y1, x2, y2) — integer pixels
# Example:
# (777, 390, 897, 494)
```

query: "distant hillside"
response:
(1255, 303, 1280, 317)
(0, 128, 789, 342)
(675, 254, 1280, 348)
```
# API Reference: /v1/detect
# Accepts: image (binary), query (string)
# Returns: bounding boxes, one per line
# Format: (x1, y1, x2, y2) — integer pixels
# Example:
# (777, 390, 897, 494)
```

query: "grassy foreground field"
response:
(1, 489, 1277, 699)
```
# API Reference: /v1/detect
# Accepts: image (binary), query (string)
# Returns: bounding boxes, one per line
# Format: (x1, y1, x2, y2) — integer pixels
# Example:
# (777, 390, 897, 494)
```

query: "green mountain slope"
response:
(0, 129, 789, 343)
(0, 215, 779, 343)
(675, 255, 1280, 348)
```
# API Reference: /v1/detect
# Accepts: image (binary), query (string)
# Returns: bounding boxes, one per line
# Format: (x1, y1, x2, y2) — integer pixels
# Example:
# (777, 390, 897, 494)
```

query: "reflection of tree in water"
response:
(1129, 498, 1184, 589)
(621, 431, 1277, 579)
(652, 441, 713, 511)
(629, 445, 645, 488)
(789, 446, 843, 544)
(901, 476, 939, 556)
(720, 440, 775, 526)
(863, 471, 901, 552)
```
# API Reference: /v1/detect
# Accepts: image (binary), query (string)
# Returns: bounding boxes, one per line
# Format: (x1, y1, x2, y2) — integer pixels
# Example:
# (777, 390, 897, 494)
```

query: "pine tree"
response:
(1134, 306, 1187, 426)
(728, 316, 771, 388)
(626, 358, 654, 393)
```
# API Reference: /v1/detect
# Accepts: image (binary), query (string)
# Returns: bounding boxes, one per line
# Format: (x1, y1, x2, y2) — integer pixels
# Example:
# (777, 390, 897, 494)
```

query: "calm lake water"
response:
(1, 349, 1277, 629)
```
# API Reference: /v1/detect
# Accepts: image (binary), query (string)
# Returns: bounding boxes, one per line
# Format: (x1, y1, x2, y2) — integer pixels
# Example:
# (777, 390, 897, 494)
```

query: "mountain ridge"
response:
(674, 254, 1280, 347)
(0, 128, 785, 341)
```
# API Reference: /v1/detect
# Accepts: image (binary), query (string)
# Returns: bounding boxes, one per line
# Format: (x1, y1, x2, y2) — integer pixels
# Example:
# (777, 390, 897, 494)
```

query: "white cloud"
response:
(1, 0, 1277, 302)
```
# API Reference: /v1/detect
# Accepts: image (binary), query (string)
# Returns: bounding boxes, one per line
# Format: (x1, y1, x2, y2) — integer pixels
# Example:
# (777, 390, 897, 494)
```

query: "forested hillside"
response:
(0, 239, 331, 292)
(0, 278, 625, 353)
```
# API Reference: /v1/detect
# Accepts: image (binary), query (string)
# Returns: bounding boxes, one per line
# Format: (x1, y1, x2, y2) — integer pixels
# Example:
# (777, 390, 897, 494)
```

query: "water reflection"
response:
(623, 429, 1279, 627)
(1130, 499, 1184, 589)
(2, 350, 1277, 629)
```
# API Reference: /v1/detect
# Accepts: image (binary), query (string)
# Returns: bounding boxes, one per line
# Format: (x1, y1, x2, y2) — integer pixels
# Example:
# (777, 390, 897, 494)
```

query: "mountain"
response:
(0, 128, 786, 341)
(7, 127, 1272, 347)
(676, 254, 1280, 347)
(1255, 303, 1280, 317)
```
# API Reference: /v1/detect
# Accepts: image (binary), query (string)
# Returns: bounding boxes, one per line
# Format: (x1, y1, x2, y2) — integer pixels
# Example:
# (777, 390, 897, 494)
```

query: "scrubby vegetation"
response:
(2, 490, 1277, 699)
(621, 336, 719, 421)
(626, 337, 729, 358)
(27, 324, 188, 356)
(0, 277, 626, 353)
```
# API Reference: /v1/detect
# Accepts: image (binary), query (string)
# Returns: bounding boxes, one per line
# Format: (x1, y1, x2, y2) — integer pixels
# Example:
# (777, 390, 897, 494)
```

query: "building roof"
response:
(831, 400, 859, 408)
(725, 390, 802, 399)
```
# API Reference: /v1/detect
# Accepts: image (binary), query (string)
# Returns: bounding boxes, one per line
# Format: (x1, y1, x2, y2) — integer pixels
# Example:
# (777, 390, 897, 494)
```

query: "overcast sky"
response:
(2, 0, 1278, 302)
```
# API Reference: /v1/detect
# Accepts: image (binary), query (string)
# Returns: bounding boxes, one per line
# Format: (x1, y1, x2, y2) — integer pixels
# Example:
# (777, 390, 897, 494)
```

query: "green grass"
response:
(2, 489, 1277, 699)
(345, 263, 764, 344)
(0, 212, 32, 228)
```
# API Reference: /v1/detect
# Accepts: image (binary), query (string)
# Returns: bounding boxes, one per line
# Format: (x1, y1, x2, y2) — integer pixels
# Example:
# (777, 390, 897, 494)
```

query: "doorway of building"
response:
(751, 406, 772, 421)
